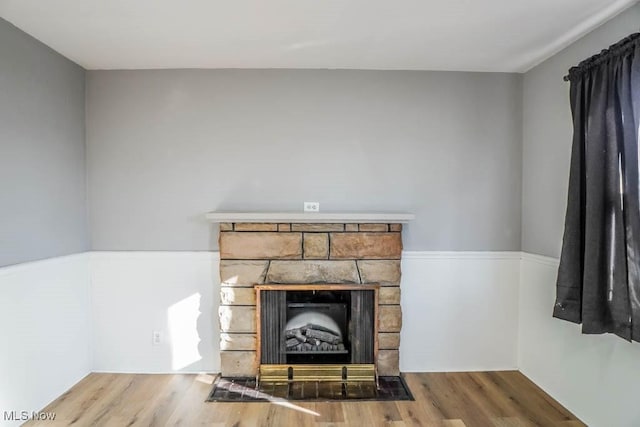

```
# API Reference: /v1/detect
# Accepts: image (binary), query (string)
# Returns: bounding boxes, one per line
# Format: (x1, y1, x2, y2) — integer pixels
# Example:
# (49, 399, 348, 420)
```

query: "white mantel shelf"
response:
(205, 211, 415, 224)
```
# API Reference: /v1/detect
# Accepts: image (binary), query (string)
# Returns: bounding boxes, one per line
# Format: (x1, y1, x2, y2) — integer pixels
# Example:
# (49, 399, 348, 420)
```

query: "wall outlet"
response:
(304, 202, 320, 212)
(152, 331, 162, 345)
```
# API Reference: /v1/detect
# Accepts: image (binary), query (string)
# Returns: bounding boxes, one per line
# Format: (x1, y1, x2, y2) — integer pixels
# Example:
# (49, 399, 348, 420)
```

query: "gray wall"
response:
(86, 69, 522, 251)
(0, 18, 87, 267)
(522, 3, 640, 258)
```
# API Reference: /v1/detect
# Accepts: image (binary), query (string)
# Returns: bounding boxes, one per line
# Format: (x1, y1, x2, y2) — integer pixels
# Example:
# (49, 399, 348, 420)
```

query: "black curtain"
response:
(555, 33, 640, 341)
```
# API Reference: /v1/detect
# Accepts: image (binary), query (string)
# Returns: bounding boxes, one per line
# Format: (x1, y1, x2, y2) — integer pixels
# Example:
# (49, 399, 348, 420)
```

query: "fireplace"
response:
(255, 284, 378, 381)
(207, 212, 413, 378)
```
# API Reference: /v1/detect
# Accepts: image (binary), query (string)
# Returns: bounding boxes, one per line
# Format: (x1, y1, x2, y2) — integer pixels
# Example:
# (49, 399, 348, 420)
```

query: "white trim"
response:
(0, 252, 88, 277)
(88, 250, 217, 261)
(402, 251, 522, 260)
(520, 252, 560, 266)
(401, 251, 560, 265)
(0, 250, 559, 267)
(93, 250, 526, 261)
(205, 211, 415, 223)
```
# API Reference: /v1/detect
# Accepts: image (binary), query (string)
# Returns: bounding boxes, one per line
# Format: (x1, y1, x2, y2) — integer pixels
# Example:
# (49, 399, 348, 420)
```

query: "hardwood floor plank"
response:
(58, 374, 133, 426)
(313, 402, 345, 423)
(395, 401, 440, 427)
(455, 373, 515, 419)
(468, 372, 533, 425)
(370, 401, 404, 423)
(37, 373, 114, 422)
(506, 372, 584, 426)
(23, 372, 584, 427)
(445, 372, 509, 426)
(399, 373, 446, 425)
(484, 372, 585, 427)
(417, 373, 495, 427)
(342, 400, 376, 425)
(491, 417, 531, 427)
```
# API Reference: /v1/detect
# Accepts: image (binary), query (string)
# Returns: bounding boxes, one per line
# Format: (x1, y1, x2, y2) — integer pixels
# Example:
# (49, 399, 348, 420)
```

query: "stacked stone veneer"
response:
(218, 222, 403, 377)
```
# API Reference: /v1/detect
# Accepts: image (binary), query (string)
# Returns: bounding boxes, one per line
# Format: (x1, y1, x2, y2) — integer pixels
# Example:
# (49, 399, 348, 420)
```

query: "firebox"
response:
(286, 290, 350, 364)
(256, 284, 379, 383)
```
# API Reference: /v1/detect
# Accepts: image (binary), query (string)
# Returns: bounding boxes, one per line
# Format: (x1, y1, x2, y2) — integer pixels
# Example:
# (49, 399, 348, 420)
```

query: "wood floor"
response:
(26, 372, 584, 427)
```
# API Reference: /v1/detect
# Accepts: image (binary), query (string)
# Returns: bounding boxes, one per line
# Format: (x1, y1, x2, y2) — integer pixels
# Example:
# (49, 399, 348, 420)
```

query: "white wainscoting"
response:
(0, 253, 91, 425)
(9, 250, 640, 426)
(89, 251, 219, 373)
(88, 251, 521, 374)
(519, 253, 640, 427)
(400, 251, 521, 372)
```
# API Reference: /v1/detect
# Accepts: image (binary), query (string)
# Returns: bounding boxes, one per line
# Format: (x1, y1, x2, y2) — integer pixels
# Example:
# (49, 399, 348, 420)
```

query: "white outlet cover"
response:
(304, 202, 320, 212)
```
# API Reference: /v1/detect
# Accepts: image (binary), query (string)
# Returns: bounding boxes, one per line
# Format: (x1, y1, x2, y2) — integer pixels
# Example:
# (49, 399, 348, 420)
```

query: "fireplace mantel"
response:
(206, 211, 414, 224)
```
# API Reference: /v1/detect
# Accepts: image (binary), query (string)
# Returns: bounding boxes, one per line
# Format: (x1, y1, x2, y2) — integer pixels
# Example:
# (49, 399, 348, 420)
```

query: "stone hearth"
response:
(209, 213, 412, 378)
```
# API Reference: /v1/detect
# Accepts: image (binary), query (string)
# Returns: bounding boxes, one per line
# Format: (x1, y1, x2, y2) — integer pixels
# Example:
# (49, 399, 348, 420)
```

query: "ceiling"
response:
(0, 0, 637, 72)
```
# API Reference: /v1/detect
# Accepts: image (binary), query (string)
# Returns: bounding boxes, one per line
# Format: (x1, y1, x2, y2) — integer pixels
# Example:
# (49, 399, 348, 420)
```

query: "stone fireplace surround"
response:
(207, 212, 413, 378)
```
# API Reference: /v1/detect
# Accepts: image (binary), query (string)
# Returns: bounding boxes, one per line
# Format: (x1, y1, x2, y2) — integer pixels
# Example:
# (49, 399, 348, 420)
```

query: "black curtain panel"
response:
(555, 33, 640, 341)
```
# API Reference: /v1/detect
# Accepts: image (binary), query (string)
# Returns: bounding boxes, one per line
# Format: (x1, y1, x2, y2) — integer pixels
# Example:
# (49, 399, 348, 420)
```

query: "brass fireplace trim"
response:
(259, 364, 376, 383)
(254, 283, 380, 381)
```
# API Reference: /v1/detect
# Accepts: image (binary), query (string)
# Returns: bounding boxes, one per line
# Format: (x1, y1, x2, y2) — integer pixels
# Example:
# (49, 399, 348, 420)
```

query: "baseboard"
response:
(402, 251, 522, 260)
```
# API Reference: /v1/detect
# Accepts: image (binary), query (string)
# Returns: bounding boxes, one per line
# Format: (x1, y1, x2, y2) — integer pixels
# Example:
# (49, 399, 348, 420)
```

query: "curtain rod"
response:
(563, 32, 640, 82)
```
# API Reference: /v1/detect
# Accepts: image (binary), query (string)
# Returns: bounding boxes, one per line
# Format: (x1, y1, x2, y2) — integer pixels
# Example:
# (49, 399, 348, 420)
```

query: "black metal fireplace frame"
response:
(255, 284, 380, 383)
